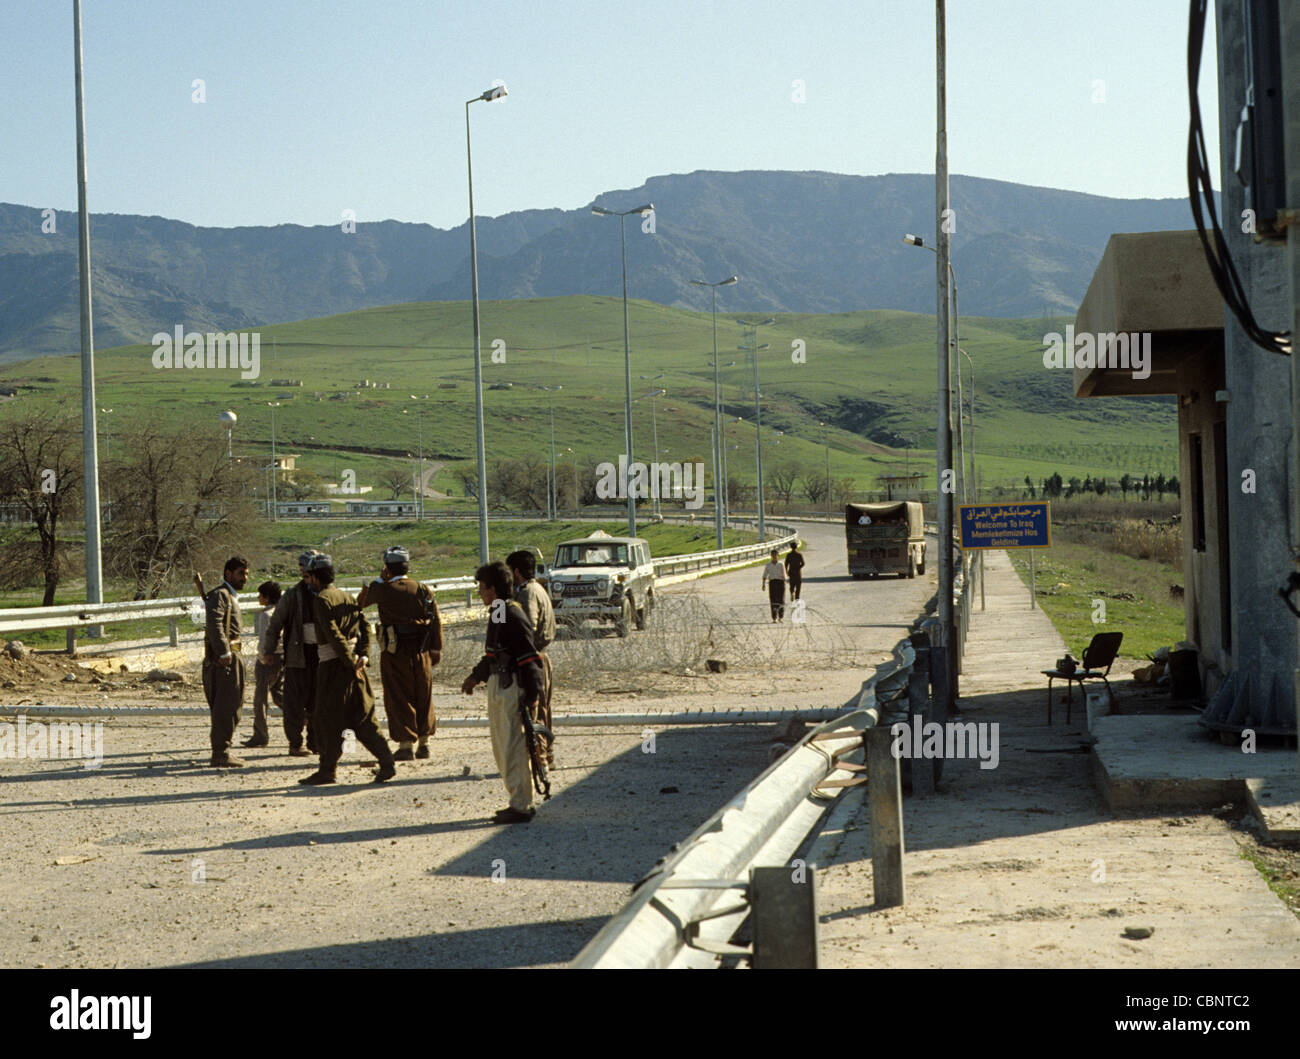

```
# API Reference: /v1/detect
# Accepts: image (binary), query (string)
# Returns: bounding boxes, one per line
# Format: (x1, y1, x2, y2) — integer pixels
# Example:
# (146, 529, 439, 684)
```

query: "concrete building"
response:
(1071, 2, 1298, 736)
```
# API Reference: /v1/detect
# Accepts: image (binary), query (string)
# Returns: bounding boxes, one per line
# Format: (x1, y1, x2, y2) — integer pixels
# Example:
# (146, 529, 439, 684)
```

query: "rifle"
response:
(193, 571, 207, 601)
(519, 693, 552, 801)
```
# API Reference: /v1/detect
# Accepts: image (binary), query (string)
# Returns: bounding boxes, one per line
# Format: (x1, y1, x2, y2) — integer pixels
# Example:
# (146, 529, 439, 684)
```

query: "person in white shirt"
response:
(761, 549, 786, 623)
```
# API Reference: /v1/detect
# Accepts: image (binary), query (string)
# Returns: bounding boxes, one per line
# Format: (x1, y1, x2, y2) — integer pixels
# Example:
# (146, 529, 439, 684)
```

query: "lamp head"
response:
(903, 233, 924, 247)
(481, 83, 507, 102)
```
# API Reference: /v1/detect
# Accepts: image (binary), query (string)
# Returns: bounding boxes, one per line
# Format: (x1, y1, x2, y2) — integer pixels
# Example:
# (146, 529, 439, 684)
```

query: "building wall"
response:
(1175, 354, 1227, 693)
(1214, 2, 1297, 708)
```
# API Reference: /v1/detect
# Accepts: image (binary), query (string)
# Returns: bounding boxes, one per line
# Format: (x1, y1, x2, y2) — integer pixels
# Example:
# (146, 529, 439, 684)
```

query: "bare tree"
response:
(103, 427, 262, 598)
(0, 408, 83, 605)
(379, 467, 409, 500)
(766, 463, 804, 510)
(801, 470, 830, 508)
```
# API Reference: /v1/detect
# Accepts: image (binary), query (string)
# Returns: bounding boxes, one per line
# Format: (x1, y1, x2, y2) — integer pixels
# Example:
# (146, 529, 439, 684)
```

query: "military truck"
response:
(546, 530, 655, 636)
(845, 501, 926, 579)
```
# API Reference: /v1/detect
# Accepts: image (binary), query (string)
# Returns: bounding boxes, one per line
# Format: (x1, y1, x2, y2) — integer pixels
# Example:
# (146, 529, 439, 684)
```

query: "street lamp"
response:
(594, 202, 655, 537)
(267, 402, 280, 520)
(631, 387, 667, 514)
(690, 274, 739, 546)
(407, 395, 428, 519)
(466, 81, 507, 562)
(816, 420, 828, 507)
(957, 347, 975, 501)
(736, 316, 774, 538)
(538, 385, 562, 520)
(565, 447, 578, 515)
(905, 232, 965, 503)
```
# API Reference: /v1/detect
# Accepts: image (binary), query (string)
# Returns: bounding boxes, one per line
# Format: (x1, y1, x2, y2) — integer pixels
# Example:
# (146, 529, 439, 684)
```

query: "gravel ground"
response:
(0, 520, 935, 968)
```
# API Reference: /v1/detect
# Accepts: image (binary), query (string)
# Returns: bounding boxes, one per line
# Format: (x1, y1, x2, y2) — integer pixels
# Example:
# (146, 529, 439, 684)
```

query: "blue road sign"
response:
(958, 501, 1051, 550)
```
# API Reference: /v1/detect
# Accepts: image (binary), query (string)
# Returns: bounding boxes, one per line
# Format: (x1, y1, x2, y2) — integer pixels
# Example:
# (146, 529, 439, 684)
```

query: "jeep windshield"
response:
(555, 543, 629, 567)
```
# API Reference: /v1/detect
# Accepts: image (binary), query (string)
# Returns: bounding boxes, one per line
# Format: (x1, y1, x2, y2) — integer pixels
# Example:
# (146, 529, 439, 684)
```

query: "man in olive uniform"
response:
(259, 550, 320, 756)
(357, 546, 442, 761)
(507, 549, 556, 767)
(461, 560, 548, 823)
(298, 554, 397, 786)
(784, 540, 806, 601)
(204, 556, 250, 767)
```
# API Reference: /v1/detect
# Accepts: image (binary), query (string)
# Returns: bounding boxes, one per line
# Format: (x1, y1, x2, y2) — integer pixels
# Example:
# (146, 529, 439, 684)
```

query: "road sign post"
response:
(958, 501, 1050, 611)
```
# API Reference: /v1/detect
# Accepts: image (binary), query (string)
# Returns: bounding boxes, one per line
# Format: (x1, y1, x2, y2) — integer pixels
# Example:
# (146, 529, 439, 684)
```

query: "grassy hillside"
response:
(0, 295, 1178, 499)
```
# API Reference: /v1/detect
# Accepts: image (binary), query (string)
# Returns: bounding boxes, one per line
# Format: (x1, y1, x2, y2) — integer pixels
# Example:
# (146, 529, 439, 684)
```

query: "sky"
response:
(2, 0, 1219, 231)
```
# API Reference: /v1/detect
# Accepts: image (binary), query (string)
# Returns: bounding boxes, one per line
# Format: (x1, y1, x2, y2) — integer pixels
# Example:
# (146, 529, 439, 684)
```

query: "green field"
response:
(0, 295, 1179, 503)
(1007, 541, 1186, 660)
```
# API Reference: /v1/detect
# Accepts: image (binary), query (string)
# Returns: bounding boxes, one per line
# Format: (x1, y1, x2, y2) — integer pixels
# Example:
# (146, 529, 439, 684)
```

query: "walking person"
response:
(204, 556, 250, 767)
(761, 548, 786, 623)
(507, 549, 556, 767)
(460, 561, 549, 823)
(244, 580, 284, 749)
(784, 540, 805, 601)
(260, 550, 321, 756)
(357, 546, 442, 761)
(298, 554, 397, 786)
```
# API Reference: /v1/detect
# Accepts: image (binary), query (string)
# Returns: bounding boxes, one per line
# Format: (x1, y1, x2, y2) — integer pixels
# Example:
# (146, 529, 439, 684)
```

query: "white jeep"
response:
(546, 531, 655, 637)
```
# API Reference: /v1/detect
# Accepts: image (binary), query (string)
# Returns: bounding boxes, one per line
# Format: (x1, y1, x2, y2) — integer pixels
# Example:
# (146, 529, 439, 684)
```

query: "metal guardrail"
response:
(570, 633, 917, 969)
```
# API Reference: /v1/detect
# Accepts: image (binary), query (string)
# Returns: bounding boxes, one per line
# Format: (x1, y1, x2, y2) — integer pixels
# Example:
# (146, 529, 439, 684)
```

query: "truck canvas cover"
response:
(845, 502, 923, 538)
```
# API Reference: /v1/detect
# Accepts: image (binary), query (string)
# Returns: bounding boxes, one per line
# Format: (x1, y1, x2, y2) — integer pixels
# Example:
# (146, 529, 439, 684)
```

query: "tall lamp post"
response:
(957, 348, 975, 500)
(904, 232, 964, 502)
(819, 420, 831, 518)
(736, 316, 774, 538)
(633, 386, 667, 515)
(593, 203, 655, 538)
(267, 402, 280, 520)
(73, 0, 103, 625)
(466, 81, 507, 562)
(690, 275, 738, 547)
(539, 385, 562, 520)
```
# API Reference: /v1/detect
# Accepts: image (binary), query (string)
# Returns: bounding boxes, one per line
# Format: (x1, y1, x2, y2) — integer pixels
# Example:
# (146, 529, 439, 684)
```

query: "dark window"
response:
(1214, 420, 1231, 653)
(1190, 434, 1206, 552)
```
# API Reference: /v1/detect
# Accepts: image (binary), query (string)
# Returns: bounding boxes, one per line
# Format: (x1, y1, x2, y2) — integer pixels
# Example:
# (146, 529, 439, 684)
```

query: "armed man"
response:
(357, 545, 442, 761)
(204, 556, 250, 768)
(460, 560, 550, 823)
(259, 549, 321, 756)
(506, 549, 556, 767)
(298, 553, 397, 786)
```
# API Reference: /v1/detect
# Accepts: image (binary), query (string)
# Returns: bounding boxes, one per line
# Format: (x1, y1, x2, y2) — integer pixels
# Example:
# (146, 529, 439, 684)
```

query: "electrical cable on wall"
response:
(1186, 0, 1291, 356)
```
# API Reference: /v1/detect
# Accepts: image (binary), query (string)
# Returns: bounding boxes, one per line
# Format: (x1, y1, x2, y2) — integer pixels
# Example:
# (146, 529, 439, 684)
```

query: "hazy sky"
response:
(4, 0, 1219, 230)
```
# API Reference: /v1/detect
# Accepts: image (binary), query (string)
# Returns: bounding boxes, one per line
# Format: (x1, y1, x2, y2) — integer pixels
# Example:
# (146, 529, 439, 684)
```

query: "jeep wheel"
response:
(615, 598, 632, 638)
(906, 553, 917, 579)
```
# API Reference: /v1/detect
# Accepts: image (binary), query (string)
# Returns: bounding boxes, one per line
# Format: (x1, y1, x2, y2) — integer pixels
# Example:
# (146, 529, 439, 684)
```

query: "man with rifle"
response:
(460, 560, 551, 823)
(297, 553, 397, 786)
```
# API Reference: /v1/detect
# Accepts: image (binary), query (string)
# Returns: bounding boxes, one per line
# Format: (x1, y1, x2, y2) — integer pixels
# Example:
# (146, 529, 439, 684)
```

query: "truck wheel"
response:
(907, 554, 917, 579)
(917, 551, 926, 575)
(615, 598, 632, 638)
(635, 593, 652, 630)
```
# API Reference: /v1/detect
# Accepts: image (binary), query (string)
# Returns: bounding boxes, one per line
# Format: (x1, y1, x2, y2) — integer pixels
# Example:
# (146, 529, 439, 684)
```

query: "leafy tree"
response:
(1023, 475, 1036, 499)
(766, 463, 804, 509)
(1119, 473, 1132, 501)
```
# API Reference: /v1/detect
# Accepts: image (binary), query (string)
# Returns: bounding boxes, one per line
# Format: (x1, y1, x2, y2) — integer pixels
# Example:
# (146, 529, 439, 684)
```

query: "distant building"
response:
(344, 500, 419, 516)
(275, 501, 332, 517)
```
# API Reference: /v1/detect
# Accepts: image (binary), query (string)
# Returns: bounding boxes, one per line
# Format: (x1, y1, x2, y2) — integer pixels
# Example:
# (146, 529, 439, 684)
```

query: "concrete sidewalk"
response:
(813, 550, 1300, 968)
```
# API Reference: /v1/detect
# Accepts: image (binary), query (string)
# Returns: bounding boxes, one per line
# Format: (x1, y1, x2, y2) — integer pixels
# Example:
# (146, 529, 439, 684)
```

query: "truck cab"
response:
(546, 531, 655, 636)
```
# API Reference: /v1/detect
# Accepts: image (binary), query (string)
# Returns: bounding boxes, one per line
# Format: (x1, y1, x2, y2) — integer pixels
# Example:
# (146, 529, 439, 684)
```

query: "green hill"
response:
(0, 295, 1178, 498)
